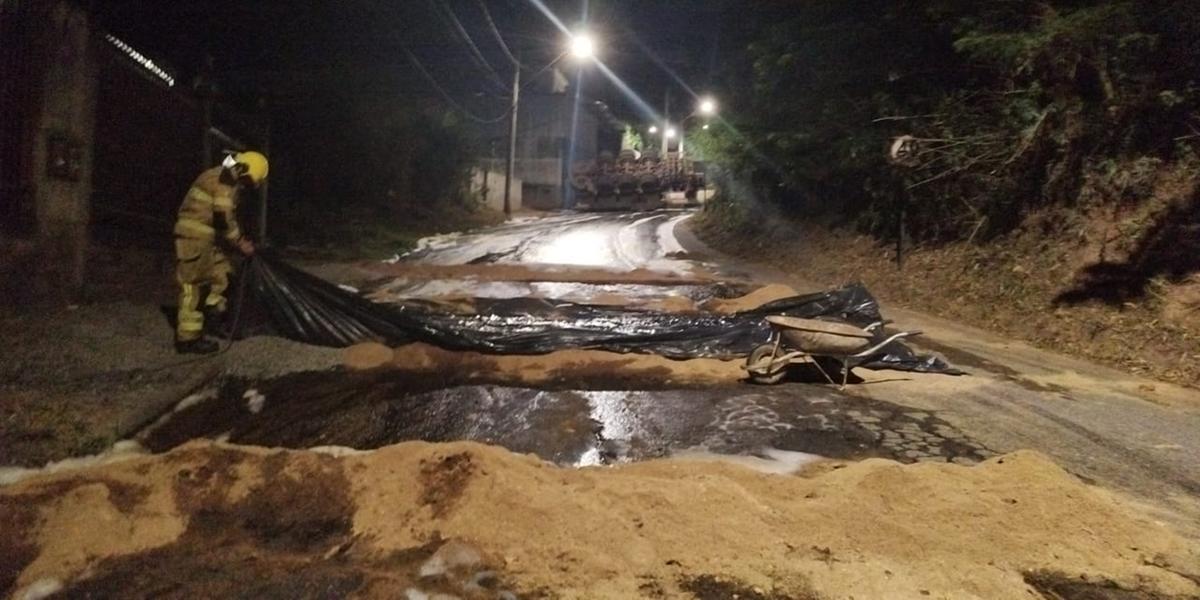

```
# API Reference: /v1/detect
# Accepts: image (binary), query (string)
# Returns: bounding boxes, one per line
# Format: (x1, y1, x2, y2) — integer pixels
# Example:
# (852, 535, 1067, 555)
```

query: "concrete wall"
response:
(478, 158, 561, 187)
(477, 158, 562, 210)
(473, 91, 602, 211)
(470, 168, 521, 213)
(25, 0, 99, 302)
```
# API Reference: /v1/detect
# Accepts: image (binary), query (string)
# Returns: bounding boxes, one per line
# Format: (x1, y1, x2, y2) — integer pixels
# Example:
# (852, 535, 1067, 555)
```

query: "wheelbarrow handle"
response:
(864, 320, 894, 332)
(850, 330, 921, 358)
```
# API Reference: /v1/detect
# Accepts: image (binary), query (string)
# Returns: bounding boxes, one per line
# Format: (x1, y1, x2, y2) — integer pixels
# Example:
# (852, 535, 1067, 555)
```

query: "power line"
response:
(403, 46, 511, 124)
(429, 0, 510, 93)
(476, 0, 524, 68)
(361, 0, 567, 125)
(362, 0, 510, 123)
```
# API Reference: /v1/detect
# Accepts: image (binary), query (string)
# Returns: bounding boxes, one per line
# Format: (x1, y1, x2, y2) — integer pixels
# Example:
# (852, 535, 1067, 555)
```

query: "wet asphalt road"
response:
(142, 375, 994, 469)
(147, 209, 1200, 536)
(402, 211, 697, 272)
(141, 209, 996, 467)
(392, 209, 1200, 537)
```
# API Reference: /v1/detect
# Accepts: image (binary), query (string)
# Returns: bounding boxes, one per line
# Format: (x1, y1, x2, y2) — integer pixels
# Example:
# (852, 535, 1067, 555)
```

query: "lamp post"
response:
(502, 33, 596, 217)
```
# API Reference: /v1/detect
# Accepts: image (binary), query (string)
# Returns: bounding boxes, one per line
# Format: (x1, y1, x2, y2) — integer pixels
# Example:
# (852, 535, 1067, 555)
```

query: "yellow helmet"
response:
(232, 151, 269, 185)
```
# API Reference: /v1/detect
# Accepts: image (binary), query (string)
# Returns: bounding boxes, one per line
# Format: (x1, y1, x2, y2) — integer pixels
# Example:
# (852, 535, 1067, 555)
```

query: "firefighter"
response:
(173, 151, 267, 354)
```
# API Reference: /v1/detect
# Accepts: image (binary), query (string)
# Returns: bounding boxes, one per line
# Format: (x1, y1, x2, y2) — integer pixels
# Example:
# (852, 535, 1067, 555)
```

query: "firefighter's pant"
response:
(175, 238, 231, 342)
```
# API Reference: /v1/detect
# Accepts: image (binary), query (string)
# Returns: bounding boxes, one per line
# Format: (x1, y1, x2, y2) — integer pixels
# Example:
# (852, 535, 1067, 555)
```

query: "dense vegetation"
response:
(271, 102, 493, 257)
(696, 0, 1200, 244)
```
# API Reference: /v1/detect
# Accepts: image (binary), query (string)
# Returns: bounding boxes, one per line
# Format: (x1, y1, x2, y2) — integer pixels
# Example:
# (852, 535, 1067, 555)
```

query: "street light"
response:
(698, 97, 717, 116)
(570, 33, 595, 59)
(648, 125, 658, 134)
(665, 127, 677, 139)
(503, 32, 599, 217)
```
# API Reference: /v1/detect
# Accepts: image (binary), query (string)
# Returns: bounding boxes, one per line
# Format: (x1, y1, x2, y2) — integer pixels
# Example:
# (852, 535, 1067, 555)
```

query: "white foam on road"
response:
(614, 218, 655, 269)
(669, 448, 829, 475)
(398, 213, 611, 265)
(528, 227, 620, 267)
(369, 279, 535, 301)
(369, 211, 705, 303)
(657, 214, 690, 256)
(615, 213, 698, 275)
(0, 440, 148, 486)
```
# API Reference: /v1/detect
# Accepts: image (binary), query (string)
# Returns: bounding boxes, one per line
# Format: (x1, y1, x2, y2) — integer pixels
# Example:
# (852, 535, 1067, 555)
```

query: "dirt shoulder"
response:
(689, 210, 1200, 390)
(0, 201, 513, 468)
(0, 301, 342, 468)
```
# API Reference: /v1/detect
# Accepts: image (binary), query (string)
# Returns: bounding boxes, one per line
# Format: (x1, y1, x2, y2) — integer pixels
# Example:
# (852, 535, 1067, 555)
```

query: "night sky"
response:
(91, 0, 729, 127)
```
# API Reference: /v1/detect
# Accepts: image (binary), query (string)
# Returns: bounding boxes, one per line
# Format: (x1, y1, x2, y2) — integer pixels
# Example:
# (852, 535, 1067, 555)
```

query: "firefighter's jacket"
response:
(174, 166, 244, 244)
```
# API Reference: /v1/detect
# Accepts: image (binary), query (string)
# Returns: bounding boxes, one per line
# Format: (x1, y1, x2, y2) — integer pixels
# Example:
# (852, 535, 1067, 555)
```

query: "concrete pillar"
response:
(29, 0, 99, 302)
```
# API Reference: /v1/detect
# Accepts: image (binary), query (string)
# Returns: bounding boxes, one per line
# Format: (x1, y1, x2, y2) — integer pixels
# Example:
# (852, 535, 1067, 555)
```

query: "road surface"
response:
(151, 209, 1200, 538)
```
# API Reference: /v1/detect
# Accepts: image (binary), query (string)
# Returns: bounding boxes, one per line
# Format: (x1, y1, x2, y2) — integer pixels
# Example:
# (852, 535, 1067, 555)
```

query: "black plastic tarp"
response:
(235, 252, 961, 374)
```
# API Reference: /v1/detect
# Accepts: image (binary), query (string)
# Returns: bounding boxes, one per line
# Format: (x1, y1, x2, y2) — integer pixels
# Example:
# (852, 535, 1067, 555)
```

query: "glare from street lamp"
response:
(698, 97, 717, 115)
(648, 125, 658, 134)
(570, 34, 595, 59)
(665, 128, 677, 139)
(702, 124, 710, 130)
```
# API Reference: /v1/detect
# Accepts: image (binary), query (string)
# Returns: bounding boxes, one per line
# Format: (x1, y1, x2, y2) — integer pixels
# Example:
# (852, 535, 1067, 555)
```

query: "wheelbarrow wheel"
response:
(746, 343, 787, 385)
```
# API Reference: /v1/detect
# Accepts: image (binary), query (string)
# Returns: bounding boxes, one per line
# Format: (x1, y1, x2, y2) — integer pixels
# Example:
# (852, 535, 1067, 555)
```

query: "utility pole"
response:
(503, 51, 521, 218)
(661, 90, 670, 158)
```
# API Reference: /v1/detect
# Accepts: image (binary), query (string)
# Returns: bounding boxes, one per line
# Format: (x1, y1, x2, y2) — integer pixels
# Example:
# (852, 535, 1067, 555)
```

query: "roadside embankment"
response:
(692, 204, 1200, 388)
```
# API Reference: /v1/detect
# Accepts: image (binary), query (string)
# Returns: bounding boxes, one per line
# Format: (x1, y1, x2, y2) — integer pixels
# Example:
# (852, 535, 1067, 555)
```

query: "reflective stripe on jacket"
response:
(174, 166, 242, 242)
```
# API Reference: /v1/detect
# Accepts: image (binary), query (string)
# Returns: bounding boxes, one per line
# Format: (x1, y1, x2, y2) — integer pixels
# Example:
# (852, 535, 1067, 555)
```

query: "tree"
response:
(703, 0, 1200, 242)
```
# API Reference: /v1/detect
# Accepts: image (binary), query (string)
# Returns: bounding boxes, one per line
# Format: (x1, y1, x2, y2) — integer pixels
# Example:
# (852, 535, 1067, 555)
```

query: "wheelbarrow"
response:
(743, 316, 921, 388)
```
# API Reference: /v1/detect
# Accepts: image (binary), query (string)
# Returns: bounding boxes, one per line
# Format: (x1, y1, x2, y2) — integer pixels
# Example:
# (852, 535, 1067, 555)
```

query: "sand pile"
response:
(703, 283, 799, 313)
(365, 342, 745, 386)
(342, 342, 395, 370)
(3, 441, 1197, 599)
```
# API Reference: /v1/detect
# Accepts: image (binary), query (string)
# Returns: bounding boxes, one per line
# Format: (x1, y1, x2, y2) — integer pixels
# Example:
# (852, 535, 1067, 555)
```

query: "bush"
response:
(702, 0, 1200, 244)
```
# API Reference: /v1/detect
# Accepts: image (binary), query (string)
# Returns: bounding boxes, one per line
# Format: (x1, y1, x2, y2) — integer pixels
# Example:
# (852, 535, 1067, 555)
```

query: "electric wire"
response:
(429, 0, 510, 93)
(364, 0, 587, 126)
(404, 46, 568, 124)
(402, 46, 512, 123)
(360, 0, 511, 123)
(476, 0, 525, 68)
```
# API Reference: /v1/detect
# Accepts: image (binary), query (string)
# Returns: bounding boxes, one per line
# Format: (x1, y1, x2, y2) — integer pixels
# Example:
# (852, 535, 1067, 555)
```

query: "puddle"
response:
(136, 372, 995, 469)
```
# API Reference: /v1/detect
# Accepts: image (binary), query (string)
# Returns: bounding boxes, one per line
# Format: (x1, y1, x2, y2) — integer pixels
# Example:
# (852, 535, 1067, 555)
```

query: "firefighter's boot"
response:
(203, 306, 229, 338)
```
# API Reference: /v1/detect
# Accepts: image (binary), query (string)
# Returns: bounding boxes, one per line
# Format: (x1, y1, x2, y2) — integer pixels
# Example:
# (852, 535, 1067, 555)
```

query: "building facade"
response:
(476, 77, 600, 210)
